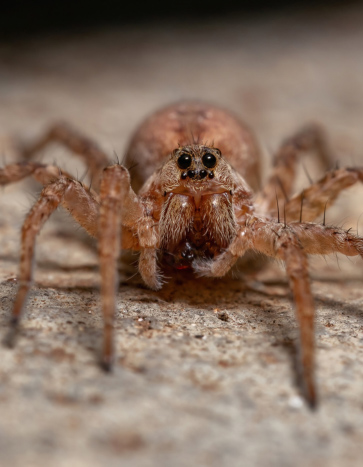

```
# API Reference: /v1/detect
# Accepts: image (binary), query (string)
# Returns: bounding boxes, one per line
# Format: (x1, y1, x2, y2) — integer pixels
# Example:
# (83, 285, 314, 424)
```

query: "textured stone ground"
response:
(1, 5, 363, 466)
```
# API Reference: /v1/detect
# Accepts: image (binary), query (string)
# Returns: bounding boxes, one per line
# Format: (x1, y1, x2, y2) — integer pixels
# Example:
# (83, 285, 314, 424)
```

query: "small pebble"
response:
(217, 311, 229, 322)
(288, 396, 304, 409)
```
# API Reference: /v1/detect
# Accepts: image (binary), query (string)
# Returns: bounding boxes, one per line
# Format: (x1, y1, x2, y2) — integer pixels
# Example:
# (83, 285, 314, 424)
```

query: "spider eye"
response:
(202, 153, 217, 168)
(177, 153, 192, 169)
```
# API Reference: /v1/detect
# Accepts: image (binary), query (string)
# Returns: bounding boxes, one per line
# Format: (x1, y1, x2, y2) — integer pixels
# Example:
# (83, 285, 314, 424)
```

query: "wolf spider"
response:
(1, 101, 362, 407)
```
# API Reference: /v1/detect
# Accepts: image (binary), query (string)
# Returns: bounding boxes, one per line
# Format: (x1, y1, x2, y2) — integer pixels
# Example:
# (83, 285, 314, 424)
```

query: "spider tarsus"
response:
(3, 331, 16, 349)
(3, 318, 19, 349)
(306, 389, 318, 411)
(100, 357, 113, 373)
(301, 370, 318, 410)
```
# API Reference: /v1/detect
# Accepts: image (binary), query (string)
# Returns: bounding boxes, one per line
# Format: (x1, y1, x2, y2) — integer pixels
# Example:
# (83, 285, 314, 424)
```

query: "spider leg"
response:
(289, 222, 363, 257)
(3, 159, 160, 369)
(0, 161, 74, 186)
(97, 165, 160, 368)
(194, 212, 363, 407)
(246, 221, 317, 407)
(284, 167, 363, 222)
(256, 124, 332, 215)
(0, 160, 161, 282)
(0, 162, 100, 236)
(139, 248, 163, 290)
(98, 166, 127, 370)
(195, 219, 318, 406)
(275, 229, 316, 407)
(3, 175, 100, 346)
(193, 250, 240, 277)
(231, 218, 363, 406)
(16, 122, 111, 190)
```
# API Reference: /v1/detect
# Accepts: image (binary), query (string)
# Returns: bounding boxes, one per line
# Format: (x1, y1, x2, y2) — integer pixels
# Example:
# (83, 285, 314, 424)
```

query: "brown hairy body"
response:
(1, 101, 362, 408)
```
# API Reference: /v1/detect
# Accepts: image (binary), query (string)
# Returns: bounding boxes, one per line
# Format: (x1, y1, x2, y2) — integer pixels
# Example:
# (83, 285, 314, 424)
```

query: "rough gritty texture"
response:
(1, 6, 363, 467)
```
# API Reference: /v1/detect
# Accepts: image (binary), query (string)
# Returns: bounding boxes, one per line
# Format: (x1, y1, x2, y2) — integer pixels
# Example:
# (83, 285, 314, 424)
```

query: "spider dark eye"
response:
(177, 153, 192, 169)
(202, 153, 217, 168)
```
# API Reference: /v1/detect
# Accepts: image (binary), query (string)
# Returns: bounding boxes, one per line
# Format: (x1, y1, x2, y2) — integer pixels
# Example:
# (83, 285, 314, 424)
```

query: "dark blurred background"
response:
(1, 0, 360, 38)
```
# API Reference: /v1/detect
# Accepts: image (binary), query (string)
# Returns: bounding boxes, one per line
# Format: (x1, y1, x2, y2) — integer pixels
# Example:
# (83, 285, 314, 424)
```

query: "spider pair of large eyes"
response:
(177, 153, 192, 169)
(177, 153, 217, 170)
(202, 153, 217, 168)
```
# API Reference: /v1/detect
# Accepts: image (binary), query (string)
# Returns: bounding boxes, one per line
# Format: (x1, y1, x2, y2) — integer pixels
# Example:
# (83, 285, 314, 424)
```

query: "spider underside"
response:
(2, 101, 363, 408)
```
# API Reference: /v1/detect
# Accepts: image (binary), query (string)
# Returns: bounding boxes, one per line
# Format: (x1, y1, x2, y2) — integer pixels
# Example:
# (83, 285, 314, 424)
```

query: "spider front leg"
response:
(98, 166, 127, 370)
(193, 250, 240, 277)
(247, 222, 317, 407)
(238, 219, 363, 406)
(98, 165, 160, 368)
(195, 220, 317, 407)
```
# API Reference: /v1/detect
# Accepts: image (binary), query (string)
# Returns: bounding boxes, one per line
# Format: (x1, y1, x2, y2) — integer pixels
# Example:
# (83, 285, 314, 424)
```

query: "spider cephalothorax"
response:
(2, 100, 362, 408)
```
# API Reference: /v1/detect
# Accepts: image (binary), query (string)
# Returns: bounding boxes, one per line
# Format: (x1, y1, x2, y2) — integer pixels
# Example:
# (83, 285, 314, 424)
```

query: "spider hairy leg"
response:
(16, 122, 111, 190)
(275, 230, 316, 407)
(246, 222, 317, 407)
(98, 165, 127, 371)
(291, 223, 363, 257)
(257, 124, 333, 215)
(0, 161, 73, 186)
(139, 248, 163, 290)
(2, 174, 101, 347)
(0, 162, 100, 236)
(193, 250, 240, 277)
(3, 178, 76, 346)
(285, 167, 363, 222)
(1, 159, 153, 370)
(239, 219, 363, 406)
(194, 219, 318, 407)
(98, 164, 161, 368)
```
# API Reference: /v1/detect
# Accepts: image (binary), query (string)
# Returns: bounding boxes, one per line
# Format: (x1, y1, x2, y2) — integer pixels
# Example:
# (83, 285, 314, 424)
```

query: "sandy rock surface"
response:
(1, 6, 363, 466)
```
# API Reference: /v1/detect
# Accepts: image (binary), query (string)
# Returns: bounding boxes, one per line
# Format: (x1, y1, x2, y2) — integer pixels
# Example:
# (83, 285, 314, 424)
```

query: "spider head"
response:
(160, 144, 235, 197)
